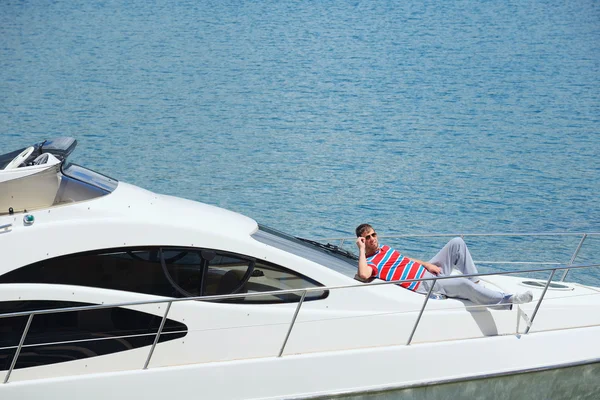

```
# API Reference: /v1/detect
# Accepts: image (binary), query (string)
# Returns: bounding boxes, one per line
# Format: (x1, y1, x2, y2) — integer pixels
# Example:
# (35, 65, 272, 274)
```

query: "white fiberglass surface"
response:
(0, 164, 117, 215)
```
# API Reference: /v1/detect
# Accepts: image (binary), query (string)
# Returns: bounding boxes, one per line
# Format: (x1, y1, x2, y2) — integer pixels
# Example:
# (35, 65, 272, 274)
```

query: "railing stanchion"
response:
(5, 313, 34, 384)
(278, 290, 307, 357)
(524, 270, 556, 334)
(143, 301, 173, 370)
(561, 234, 587, 282)
(407, 279, 436, 346)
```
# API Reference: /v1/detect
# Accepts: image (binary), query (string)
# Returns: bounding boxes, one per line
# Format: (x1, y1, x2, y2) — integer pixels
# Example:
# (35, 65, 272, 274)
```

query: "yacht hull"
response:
(2, 326, 599, 400)
(323, 361, 600, 400)
(1, 359, 598, 400)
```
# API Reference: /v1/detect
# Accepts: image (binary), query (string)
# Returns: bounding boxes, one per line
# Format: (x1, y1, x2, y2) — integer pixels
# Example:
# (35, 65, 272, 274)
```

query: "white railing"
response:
(1, 262, 599, 384)
(322, 232, 599, 282)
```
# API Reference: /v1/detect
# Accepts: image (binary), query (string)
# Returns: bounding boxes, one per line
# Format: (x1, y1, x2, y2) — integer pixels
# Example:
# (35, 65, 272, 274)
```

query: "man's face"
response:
(361, 227, 379, 255)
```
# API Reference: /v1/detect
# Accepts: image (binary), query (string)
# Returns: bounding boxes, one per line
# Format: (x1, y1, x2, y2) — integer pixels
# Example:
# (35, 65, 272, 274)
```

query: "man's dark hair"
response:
(355, 223, 373, 237)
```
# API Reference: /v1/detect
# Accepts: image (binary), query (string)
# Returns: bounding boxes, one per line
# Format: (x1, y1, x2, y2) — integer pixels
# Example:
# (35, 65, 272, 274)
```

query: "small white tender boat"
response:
(0, 138, 599, 399)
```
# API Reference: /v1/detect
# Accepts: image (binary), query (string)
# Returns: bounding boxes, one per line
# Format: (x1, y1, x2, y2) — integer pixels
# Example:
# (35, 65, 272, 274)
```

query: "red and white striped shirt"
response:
(366, 245, 426, 291)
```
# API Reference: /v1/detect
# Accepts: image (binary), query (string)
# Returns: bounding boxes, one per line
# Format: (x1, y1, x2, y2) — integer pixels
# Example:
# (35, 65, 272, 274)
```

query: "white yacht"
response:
(1, 138, 599, 399)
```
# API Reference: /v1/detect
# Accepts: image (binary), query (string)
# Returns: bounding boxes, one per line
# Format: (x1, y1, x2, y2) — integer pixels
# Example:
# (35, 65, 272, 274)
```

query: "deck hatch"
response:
(520, 280, 574, 291)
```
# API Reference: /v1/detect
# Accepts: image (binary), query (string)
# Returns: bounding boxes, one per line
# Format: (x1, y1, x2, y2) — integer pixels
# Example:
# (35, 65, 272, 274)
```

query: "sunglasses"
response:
(363, 232, 377, 240)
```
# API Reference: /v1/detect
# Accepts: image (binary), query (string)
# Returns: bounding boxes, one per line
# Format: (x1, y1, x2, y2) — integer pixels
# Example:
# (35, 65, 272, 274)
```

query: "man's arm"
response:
(356, 237, 374, 280)
(412, 258, 441, 275)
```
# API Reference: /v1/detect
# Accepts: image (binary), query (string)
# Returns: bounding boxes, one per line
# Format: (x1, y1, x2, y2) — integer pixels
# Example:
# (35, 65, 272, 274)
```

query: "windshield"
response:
(48, 163, 118, 208)
(62, 163, 118, 193)
(0, 162, 119, 215)
(251, 225, 358, 278)
(0, 139, 118, 214)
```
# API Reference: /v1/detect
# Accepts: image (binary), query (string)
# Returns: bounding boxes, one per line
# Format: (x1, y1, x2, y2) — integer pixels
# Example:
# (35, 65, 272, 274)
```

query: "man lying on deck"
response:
(355, 223, 533, 307)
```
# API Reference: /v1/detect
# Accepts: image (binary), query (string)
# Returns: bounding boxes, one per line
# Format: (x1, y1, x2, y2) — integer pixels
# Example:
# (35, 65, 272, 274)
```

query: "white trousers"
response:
(417, 237, 511, 306)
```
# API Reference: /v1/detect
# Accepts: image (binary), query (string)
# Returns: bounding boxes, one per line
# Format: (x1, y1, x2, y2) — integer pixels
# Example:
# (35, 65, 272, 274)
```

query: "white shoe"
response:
(511, 291, 533, 304)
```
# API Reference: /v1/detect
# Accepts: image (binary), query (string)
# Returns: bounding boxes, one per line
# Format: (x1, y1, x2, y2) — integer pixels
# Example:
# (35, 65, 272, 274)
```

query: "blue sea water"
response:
(1, 1, 599, 278)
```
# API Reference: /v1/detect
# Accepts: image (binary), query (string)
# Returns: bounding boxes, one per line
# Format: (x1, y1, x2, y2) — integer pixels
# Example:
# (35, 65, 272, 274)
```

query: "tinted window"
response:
(161, 249, 204, 296)
(0, 300, 186, 371)
(0, 247, 327, 304)
(61, 163, 118, 193)
(203, 253, 253, 297)
(0, 249, 177, 297)
(237, 260, 327, 303)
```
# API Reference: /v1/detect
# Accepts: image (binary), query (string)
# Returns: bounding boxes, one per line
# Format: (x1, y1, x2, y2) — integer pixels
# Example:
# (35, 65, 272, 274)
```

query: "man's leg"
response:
(428, 237, 478, 282)
(429, 277, 510, 306)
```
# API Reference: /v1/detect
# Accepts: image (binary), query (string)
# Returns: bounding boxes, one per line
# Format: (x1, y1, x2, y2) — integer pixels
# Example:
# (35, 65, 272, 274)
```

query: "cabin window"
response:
(201, 253, 254, 297)
(225, 260, 327, 304)
(0, 249, 177, 297)
(0, 300, 187, 371)
(0, 247, 327, 303)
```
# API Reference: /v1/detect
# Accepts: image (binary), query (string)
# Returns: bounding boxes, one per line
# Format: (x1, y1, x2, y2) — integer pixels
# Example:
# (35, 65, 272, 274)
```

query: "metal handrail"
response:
(278, 290, 307, 357)
(327, 232, 600, 255)
(324, 232, 600, 240)
(1, 262, 598, 321)
(0, 330, 188, 353)
(4, 314, 33, 384)
(2, 262, 599, 384)
(561, 234, 587, 282)
(524, 270, 556, 334)
(324, 231, 600, 283)
(143, 301, 172, 369)
(406, 278, 437, 346)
